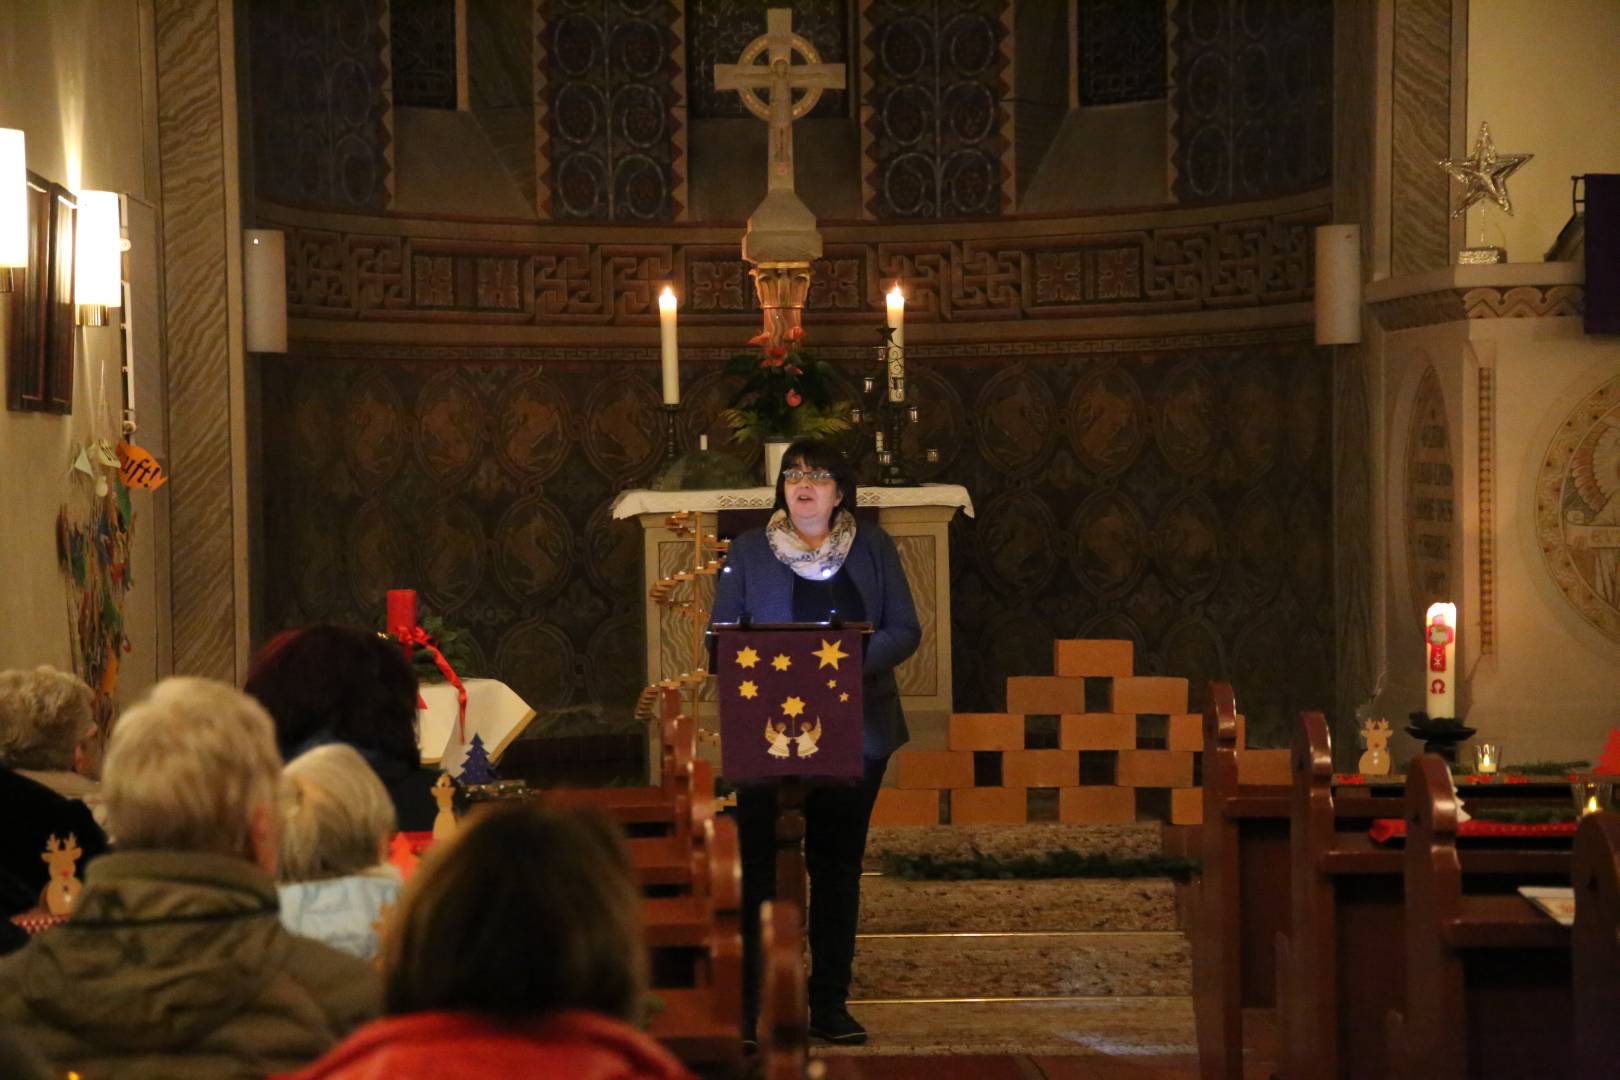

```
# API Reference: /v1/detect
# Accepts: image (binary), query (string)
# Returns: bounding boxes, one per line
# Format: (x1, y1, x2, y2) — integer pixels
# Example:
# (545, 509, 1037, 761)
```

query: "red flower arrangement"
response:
(720, 327, 852, 442)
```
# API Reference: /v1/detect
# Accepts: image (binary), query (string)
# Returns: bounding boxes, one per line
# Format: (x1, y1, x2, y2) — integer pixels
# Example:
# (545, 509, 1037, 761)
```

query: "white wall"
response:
(0, 1, 165, 705)
(1466, 0, 1620, 259)
(1377, 312, 1620, 764)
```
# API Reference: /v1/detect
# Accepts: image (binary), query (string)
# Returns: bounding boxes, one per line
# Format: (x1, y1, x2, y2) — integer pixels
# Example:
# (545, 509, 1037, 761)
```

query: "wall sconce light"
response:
(243, 228, 287, 353)
(1314, 224, 1362, 346)
(0, 128, 25, 293)
(75, 189, 123, 325)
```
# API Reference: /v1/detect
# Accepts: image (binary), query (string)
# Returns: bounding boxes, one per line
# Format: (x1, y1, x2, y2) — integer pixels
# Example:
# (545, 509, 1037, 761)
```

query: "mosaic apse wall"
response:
(1168, 0, 1333, 202)
(248, 0, 393, 211)
(260, 337, 1333, 747)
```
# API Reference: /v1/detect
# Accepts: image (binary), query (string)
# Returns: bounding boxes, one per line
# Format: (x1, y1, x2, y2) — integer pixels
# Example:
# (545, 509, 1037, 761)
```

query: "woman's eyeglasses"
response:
(782, 467, 834, 484)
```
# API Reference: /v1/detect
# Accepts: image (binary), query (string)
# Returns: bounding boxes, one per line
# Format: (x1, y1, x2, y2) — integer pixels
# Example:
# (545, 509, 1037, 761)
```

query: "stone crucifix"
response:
(714, 9, 845, 196)
(714, 9, 846, 343)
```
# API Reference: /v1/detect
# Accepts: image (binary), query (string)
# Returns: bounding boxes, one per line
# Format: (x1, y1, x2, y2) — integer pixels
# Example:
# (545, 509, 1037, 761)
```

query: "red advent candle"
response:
(387, 589, 417, 658)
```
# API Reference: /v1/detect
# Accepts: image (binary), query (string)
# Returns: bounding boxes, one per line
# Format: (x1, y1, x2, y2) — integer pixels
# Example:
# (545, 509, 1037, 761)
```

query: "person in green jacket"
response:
(0, 677, 380, 1079)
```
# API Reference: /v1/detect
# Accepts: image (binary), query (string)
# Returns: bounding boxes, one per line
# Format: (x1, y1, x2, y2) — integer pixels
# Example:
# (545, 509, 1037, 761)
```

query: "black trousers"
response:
(735, 754, 889, 1019)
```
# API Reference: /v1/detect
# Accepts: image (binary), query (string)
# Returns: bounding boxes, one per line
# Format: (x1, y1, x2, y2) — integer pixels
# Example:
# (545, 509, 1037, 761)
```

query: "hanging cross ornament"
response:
(714, 9, 845, 196)
(1438, 122, 1532, 264)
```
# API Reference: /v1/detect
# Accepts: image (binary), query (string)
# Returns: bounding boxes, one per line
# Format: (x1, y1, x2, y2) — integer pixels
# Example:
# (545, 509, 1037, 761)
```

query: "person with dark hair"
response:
(284, 803, 693, 1080)
(710, 437, 921, 1045)
(245, 625, 437, 831)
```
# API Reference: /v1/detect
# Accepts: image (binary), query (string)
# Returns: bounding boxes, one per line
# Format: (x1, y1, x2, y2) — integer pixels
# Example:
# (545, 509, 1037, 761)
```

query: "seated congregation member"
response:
(278, 744, 404, 962)
(246, 625, 437, 831)
(710, 437, 921, 1045)
(0, 666, 108, 920)
(0, 677, 379, 1078)
(285, 803, 693, 1080)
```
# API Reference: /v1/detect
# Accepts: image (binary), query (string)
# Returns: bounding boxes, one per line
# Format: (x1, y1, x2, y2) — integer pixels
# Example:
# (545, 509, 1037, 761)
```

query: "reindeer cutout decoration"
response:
(1358, 718, 1392, 776)
(40, 834, 84, 916)
(430, 774, 458, 842)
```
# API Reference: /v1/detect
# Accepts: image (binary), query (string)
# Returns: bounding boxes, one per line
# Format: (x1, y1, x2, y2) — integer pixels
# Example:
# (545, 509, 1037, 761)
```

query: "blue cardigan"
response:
(711, 521, 921, 758)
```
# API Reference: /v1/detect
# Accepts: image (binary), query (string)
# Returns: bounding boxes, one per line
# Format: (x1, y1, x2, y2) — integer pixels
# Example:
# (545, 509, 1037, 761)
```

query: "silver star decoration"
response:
(1438, 122, 1532, 219)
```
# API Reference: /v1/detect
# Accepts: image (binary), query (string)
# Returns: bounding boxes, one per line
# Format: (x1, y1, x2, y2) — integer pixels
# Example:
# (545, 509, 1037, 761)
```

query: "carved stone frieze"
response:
(266, 197, 1327, 326)
(1369, 283, 1587, 332)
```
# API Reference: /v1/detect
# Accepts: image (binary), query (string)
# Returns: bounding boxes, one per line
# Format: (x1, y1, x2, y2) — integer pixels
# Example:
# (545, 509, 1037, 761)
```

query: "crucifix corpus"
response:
(714, 8, 846, 346)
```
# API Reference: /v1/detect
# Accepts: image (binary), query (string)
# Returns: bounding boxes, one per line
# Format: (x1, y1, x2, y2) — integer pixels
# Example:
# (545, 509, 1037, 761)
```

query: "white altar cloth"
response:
(610, 483, 975, 519)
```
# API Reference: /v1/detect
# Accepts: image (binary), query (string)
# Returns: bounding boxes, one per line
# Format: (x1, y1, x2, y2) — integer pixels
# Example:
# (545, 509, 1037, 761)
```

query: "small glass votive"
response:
(1572, 780, 1613, 817)
(1474, 742, 1500, 774)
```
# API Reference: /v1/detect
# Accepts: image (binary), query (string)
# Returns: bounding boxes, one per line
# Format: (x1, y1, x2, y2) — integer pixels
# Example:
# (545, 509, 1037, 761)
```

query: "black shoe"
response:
(809, 1004, 867, 1045)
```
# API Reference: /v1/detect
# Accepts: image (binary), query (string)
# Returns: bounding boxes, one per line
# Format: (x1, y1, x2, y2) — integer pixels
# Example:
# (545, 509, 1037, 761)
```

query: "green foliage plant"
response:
(720, 327, 852, 443)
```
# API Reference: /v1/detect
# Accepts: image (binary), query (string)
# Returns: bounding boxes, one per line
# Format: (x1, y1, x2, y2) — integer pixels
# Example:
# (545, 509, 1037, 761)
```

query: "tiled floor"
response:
(813, 1054, 1275, 1079)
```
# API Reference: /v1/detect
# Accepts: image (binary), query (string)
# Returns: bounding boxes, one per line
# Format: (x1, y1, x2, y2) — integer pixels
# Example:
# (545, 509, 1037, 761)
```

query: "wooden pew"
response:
(1385, 756, 1572, 1080)
(1277, 713, 1415, 1080)
(1279, 719, 1569, 1080)
(545, 686, 694, 829)
(1572, 811, 1620, 1080)
(646, 814, 744, 1074)
(756, 900, 807, 1080)
(1191, 682, 1289, 1080)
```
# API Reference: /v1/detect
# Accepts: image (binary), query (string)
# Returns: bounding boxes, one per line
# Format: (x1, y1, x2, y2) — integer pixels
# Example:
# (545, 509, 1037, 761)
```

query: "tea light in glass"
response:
(1474, 742, 1499, 775)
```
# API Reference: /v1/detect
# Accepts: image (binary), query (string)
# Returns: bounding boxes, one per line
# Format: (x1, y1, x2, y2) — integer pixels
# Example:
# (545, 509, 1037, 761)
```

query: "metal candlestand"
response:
(856, 327, 938, 486)
(661, 403, 685, 464)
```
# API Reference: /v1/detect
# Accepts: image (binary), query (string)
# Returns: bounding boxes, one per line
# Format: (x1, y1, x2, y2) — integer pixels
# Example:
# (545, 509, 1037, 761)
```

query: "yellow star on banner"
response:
(781, 696, 805, 718)
(827, 678, 837, 689)
(839, 692, 850, 703)
(735, 647, 759, 669)
(813, 638, 849, 670)
(771, 653, 792, 672)
(739, 680, 759, 700)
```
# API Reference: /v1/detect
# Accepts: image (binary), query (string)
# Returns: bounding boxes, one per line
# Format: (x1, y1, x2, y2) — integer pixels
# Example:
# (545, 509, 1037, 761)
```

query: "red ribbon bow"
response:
(392, 624, 468, 742)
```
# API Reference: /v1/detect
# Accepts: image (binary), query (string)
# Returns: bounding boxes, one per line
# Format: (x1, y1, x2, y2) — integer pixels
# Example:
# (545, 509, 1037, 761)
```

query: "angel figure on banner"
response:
(765, 718, 792, 758)
(1566, 419, 1620, 609)
(794, 717, 822, 758)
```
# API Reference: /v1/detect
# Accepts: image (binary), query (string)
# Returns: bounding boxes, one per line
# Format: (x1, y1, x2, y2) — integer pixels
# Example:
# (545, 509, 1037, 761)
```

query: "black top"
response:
(0, 767, 108, 917)
(791, 565, 867, 626)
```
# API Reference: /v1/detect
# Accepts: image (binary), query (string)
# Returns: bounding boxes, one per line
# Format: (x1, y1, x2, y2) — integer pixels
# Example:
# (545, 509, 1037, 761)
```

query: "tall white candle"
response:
(885, 284, 905, 403)
(658, 286, 679, 405)
(1424, 602, 1457, 720)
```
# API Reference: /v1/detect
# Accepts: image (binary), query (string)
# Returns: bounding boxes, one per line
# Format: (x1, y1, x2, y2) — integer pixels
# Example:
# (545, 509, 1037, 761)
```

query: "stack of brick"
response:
(872, 639, 1248, 827)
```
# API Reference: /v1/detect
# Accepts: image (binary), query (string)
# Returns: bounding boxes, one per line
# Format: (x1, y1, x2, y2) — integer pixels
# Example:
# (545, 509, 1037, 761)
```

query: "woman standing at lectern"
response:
(710, 437, 920, 1046)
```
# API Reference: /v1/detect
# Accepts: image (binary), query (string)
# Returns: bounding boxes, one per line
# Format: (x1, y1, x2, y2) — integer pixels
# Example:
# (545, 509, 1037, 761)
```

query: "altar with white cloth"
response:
(611, 484, 974, 722)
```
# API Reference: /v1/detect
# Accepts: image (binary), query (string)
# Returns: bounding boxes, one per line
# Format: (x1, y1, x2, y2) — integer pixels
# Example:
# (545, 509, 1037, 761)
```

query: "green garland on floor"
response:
(880, 849, 1200, 882)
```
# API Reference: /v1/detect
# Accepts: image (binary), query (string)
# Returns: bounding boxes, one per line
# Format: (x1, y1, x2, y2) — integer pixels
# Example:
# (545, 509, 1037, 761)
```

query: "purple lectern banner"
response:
(715, 626, 864, 781)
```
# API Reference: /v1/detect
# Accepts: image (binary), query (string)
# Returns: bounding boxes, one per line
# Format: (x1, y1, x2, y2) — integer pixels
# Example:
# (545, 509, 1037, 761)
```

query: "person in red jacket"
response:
(281, 802, 693, 1080)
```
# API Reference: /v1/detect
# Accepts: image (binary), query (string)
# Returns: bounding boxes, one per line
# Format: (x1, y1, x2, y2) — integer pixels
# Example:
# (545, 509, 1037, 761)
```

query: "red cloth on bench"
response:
(1369, 819, 1580, 844)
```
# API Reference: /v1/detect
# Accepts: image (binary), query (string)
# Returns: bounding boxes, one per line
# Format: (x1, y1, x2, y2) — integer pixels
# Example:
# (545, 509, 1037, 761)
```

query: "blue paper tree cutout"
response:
(457, 733, 496, 785)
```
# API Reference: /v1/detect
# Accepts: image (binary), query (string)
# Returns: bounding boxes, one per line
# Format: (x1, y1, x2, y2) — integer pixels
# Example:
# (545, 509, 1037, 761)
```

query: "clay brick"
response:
(1060, 713, 1136, 751)
(1059, 786, 1135, 824)
(1116, 750, 1196, 788)
(1110, 677, 1189, 715)
(951, 787, 1027, 824)
(1002, 750, 1079, 789)
(948, 713, 1024, 752)
(1006, 676, 1087, 715)
(895, 750, 975, 790)
(1237, 749, 1292, 787)
(1053, 639, 1134, 679)
(1170, 787, 1204, 825)
(871, 788, 939, 827)
(1168, 712, 1247, 752)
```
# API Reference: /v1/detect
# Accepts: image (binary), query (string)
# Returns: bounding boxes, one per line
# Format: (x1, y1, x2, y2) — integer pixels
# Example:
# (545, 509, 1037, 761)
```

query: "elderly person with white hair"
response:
(0, 677, 379, 1078)
(278, 743, 404, 961)
(0, 666, 108, 923)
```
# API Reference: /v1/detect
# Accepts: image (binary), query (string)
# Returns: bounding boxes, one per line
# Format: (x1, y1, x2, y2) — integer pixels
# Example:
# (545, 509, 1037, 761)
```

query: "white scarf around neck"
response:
(766, 509, 857, 580)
